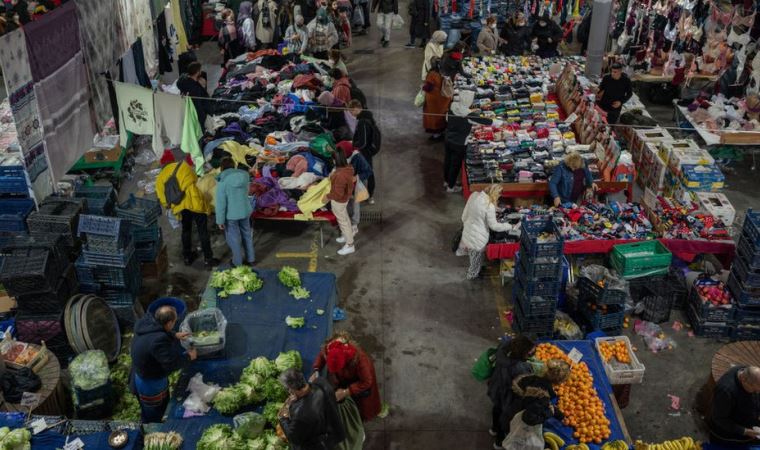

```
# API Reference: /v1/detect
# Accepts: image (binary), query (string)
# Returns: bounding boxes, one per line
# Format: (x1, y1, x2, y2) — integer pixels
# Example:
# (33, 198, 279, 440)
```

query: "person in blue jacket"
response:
(548, 151, 597, 207)
(215, 157, 255, 267)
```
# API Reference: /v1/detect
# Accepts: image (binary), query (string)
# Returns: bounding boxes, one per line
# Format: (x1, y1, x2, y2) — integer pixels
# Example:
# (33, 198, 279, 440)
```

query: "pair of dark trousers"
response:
(444, 142, 466, 188)
(181, 210, 213, 260)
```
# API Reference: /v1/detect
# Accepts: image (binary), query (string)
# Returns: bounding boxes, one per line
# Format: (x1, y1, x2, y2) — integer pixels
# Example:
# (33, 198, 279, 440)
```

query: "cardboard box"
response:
(0, 294, 15, 314)
(696, 192, 736, 226)
(83, 145, 121, 164)
(659, 139, 700, 166)
(632, 127, 674, 157)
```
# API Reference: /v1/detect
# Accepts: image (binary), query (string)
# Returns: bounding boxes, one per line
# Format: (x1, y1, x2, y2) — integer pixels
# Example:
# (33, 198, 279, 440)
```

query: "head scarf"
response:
(431, 30, 447, 44)
(295, 14, 304, 26)
(326, 340, 357, 373)
(238, 1, 253, 25)
(318, 91, 335, 106)
(336, 140, 355, 158)
(317, 7, 329, 24)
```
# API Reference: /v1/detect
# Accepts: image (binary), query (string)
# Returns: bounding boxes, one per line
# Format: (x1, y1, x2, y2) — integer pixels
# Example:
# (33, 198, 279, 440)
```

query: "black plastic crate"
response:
(515, 271, 561, 298)
(15, 264, 78, 314)
(689, 281, 736, 322)
(1, 232, 70, 265)
(578, 276, 627, 305)
(26, 198, 84, 246)
(75, 254, 140, 289)
(735, 306, 760, 325)
(78, 215, 128, 239)
(727, 271, 760, 308)
(687, 303, 733, 339)
(84, 233, 133, 254)
(81, 241, 136, 267)
(74, 185, 117, 216)
(115, 195, 161, 227)
(519, 217, 564, 259)
(514, 290, 557, 316)
(627, 274, 666, 300)
(0, 199, 34, 232)
(581, 301, 625, 330)
(737, 232, 760, 267)
(640, 283, 674, 323)
(732, 253, 760, 288)
(741, 208, 760, 248)
(669, 283, 688, 310)
(517, 252, 562, 281)
(0, 248, 58, 297)
(135, 237, 163, 263)
(732, 324, 760, 341)
(132, 223, 161, 244)
(513, 296, 555, 333)
(74, 382, 113, 409)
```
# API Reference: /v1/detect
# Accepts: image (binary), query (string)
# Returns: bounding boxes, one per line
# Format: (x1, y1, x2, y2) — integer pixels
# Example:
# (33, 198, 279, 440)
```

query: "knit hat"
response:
(160, 149, 176, 166)
(336, 141, 355, 158)
(326, 340, 357, 373)
(318, 91, 335, 106)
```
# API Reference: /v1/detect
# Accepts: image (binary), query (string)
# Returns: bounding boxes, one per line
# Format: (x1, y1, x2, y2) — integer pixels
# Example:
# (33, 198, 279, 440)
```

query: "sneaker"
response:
(369, 197, 375, 205)
(204, 257, 221, 269)
(337, 244, 356, 255)
(382, 40, 389, 48)
(404, 42, 416, 48)
(493, 444, 505, 450)
(336, 236, 347, 244)
(446, 185, 463, 193)
(488, 429, 498, 437)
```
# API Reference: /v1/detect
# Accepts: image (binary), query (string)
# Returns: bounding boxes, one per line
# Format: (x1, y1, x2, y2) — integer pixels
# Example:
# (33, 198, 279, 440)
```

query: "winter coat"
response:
(254, 0, 278, 44)
(327, 166, 355, 203)
(509, 374, 564, 426)
(372, 0, 398, 14)
(423, 70, 451, 132)
(440, 52, 464, 78)
(332, 77, 352, 105)
(348, 152, 373, 182)
(531, 19, 562, 55)
(307, 19, 339, 53)
(477, 26, 500, 55)
(500, 24, 531, 56)
(548, 161, 593, 204)
(240, 17, 257, 50)
(421, 41, 444, 80)
(280, 378, 346, 450)
(156, 161, 212, 216)
(460, 191, 510, 252)
(487, 342, 533, 408)
(215, 168, 253, 225)
(176, 75, 210, 126)
(286, 24, 309, 54)
(352, 111, 378, 160)
(313, 345, 382, 422)
(131, 314, 189, 381)
(409, 0, 430, 37)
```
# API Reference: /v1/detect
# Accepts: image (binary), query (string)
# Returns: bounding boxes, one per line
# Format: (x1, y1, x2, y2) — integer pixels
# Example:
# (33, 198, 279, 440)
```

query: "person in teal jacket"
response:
(215, 157, 255, 266)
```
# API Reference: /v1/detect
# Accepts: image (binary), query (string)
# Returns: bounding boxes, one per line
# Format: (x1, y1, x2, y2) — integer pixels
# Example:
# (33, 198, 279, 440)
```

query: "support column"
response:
(584, 0, 614, 79)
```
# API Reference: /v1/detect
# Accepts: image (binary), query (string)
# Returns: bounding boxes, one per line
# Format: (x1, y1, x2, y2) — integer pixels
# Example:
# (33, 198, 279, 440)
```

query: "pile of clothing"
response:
(681, 94, 760, 133)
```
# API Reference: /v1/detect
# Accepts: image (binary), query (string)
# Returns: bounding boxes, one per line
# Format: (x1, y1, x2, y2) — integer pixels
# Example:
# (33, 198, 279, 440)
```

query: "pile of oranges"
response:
(534, 343, 612, 444)
(599, 340, 631, 364)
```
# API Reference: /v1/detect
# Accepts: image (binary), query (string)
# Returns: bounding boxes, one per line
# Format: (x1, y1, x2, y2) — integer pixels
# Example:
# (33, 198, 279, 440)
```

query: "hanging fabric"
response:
(114, 81, 156, 147)
(117, 0, 153, 50)
(153, 91, 185, 156)
(157, 12, 174, 74)
(24, 2, 81, 82)
(169, 0, 190, 55)
(181, 96, 205, 174)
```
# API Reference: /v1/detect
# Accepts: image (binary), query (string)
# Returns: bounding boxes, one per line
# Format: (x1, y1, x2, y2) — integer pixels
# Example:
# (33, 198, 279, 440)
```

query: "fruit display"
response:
(695, 281, 732, 307)
(634, 437, 702, 450)
(598, 340, 631, 364)
(544, 431, 566, 450)
(534, 343, 611, 444)
(600, 441, 629, 450)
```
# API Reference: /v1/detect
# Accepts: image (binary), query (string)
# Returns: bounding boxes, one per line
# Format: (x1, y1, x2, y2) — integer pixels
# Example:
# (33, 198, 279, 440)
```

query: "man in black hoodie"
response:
(177, 62, 211, 128)
(131, 306, 197, 423)
(348, 99, 379, 200)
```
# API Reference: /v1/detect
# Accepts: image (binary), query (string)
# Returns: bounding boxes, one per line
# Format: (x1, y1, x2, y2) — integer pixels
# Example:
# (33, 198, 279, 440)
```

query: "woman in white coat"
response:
(457, 184, 512, 279)
(421, 30, 447, 81)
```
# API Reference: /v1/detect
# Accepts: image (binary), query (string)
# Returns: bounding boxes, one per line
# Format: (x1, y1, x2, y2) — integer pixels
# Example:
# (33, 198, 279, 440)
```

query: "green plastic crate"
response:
(610, 240, 672, 279)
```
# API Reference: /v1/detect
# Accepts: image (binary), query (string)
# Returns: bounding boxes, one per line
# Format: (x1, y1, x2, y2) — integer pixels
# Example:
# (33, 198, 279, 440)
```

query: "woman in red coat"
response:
(310, 333, 381, 421)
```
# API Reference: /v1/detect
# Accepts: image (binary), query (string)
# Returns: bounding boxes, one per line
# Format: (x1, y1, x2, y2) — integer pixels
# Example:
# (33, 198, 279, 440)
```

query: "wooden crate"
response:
(141, 245, 168, 279)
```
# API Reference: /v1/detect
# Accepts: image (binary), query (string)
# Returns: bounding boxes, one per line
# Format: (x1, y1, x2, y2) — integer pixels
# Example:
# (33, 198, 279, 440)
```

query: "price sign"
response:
(63, 437, 84, 450)
(568, 347, 583, 364)
(30, 418, 47, 435)
(20, 392, 39, 409)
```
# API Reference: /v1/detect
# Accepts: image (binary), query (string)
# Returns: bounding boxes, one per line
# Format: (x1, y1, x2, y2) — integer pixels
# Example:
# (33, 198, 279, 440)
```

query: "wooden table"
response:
(696, 341, 760, 416)
(1, 353, 67, 416)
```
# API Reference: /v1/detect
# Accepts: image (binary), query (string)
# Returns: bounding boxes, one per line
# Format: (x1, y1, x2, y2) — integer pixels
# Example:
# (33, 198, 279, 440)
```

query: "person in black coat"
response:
(130, 306, 197, 423)
(278, 369, 346, 450)
(487, 336, 536, 446)
(176, 62, 211, 127)
(440, 42, 466, 79)
(348, 100, 378, 199)
(708, 366, 760, 445)
(500, 12, 531, 56)
(531, 12, 563, 58)
(505, 359, 570, 431)
(576, 8, 592, 55)
(405, 0, 430, 48)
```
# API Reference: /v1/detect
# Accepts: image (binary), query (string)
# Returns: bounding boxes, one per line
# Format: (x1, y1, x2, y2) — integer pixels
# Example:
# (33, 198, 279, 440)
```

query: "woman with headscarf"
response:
(238, 1, 256, 51)
(307, 7, 340, 59)
(531, 12, 563, 57)
(254, 0, 278, 48)
(310, 333, 382, 422)
(443, 92, 491, 193)
(457, 184, 512, 279)
(422, 57, 452, 141)
(421, 30, 447, 81)
(500, 12, 531, 56)
(218, 9, 242, 65)
(285, 14, 309, 54)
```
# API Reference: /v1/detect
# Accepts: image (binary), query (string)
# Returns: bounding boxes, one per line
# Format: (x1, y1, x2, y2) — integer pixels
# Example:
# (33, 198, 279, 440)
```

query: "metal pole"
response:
(585, 0, 614, 79)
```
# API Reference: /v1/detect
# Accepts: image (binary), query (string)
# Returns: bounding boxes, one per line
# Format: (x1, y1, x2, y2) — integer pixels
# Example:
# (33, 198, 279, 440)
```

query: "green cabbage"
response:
(246, 437, 267, 450)
(274, 350, 302, 372)
(262, 402, 284, 428)
(234, 412, 266, 440)
(0, 428, 31, 450)
(289, 287, 310, 299)
(70, 350, 110, 391)
(262, 378, 288, 403)
(197, 425, 246, 450)
(213, 386, 246, 415)
(240, 371, 265, 389)
(285, 316, 305, 328)
(278, 266, 301, 288)
(211, 266, 264, 298)
(245, 357, 277, 378)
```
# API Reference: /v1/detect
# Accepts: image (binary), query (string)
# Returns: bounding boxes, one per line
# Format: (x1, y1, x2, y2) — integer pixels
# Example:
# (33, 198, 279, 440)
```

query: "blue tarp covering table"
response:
(542, 340, 628, 450)
(157, 269, 337, 448)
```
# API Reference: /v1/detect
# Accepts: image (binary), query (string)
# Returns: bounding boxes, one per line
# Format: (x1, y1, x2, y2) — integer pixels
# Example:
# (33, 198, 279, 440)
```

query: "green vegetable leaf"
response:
(278, 266, 301, 288)
(285, 316, 305, 328)
(289, 286, 310, 299)
(274, 350, 302, 373)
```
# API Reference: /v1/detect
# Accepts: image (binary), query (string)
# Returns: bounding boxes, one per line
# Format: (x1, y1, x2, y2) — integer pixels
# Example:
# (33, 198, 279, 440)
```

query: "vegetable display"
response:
(274, 351, 302, 372)
(289, 287, 310, 300)
(144, 431, 183, 450)
(211, 266, 264, 298)
(192, 330, 222, 346)
(262, 402, 284, 428)
(285, 316, 305, 328)
(197, 423, 287, 450)
(278, 266, 301, 288)
(0, 427, 31, 450)
(70, 350, 110, 391)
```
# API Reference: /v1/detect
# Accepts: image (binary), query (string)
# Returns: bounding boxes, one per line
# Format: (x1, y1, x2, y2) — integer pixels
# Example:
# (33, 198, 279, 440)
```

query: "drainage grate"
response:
(353, 49, 375, 55)
(360, 210, 383, 223)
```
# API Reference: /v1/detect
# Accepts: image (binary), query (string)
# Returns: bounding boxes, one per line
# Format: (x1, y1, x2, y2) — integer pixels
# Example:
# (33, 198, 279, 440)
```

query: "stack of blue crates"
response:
(578, 276, 627, 335)
(512, 217, 563, 339)
(75, 215, 140, 329)
(727, 209, 760, 341)
(0, 162, 34, 247)
(115, 195, 162, 263)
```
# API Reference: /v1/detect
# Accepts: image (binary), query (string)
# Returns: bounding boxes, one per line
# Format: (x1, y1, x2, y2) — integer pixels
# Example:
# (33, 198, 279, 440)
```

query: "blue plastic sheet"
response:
(159, 269, 337, 448)
(542, 340, 626, 450)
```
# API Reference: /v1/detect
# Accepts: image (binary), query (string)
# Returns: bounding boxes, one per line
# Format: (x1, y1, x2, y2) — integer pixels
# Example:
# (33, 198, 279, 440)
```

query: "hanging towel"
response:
(24, 2, 80, 82)
(295, 178, 332, 220)
(181, 96, 205, 175)
(120, 46, 140, 85)
(169, 0, 190, 55)
(0, 30, 43, 153)
(0, 29, 34, 93)
(153, 91, 185, 156)
(114, 81, 156, 147)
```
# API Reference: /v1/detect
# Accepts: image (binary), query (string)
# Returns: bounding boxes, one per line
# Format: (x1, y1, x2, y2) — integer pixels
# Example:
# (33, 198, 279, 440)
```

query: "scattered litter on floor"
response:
(332, 307, 346, 321)
(668, 394, 681, 410)
(671, 321, 684, 331)
(378, 402, 390, 418)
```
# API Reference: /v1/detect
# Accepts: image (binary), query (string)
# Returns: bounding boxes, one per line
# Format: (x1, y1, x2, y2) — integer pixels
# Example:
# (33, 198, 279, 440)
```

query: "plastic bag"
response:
(580, 264, 628, 292)
(634, 320, 676, 353)
(180, 308, 228, 356)
(376, 14, 385, 28)
(165, 210, 180, 229)
(501, 411, 544, 450)
(234, 412, 266, 439)
(554, 311, 583, 340)
(471, 347, 497, 381)
(391, 14, 404, 29)
(183, 373, 220, 413)
(414, 89, 425, 108)
(134, 148, 158, 166)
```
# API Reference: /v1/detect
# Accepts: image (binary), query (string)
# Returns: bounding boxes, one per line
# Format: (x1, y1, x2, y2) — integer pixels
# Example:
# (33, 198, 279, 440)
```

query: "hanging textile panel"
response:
(34, 54, 96, 182)
(113, 81, 156, 147)
(118, 0, 153, 51)
(23, 2, 81, 82)
(74, 0, 127, 131)
(0, 29, 34, 93)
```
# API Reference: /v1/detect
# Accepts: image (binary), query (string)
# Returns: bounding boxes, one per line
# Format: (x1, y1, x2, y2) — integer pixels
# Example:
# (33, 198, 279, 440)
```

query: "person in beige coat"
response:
(477, 16, 504, 55)
(421, 30, 447, 81)
(254, 0, 278, 48)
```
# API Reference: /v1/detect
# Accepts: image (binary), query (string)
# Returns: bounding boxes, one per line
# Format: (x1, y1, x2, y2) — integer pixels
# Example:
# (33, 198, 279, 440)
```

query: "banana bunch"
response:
(544, 432, 565, 450)
(633, 437, 702, 450)
(565, 444, 590, 450)
(601, 441, 629, 450)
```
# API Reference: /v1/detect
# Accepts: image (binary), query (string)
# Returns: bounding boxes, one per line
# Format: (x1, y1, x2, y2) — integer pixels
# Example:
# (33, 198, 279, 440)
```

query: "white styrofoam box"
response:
(696, 192, 736, 226)
(669, 146, 715, 175)
(659, 139, 700, 165)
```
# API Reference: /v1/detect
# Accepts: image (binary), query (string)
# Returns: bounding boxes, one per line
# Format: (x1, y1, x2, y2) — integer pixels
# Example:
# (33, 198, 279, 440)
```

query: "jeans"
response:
(360, 151, 376, 197)
(349, 198, 360, 226)
(380, 13, 393, 41)
(444, 142, 466, 188)
(224, 217, 255, 266)
(467, 249, 485, 279)
(181, 210, 213, 261)
(331, 200, 354, 245)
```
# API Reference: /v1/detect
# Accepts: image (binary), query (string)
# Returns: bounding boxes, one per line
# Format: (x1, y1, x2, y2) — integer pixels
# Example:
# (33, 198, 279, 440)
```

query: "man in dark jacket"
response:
(130, 306, 197, 423)
(372, 0, 398, 47)
(444, 94, 491, 192)
(597, 62, 633, 124)
(709, 366, 760, 445)
(278, 369, 346, 450)
(500, 12, 531, 56)
(405, 0, 430, 48)
(531, 13, 562, 58)
(177, 62, 211, 128)
(348, 100, 378, 199)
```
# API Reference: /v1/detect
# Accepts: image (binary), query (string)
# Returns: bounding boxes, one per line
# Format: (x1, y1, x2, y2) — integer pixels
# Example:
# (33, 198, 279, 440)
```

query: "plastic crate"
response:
(515, 272, 561, 298)
(735, 306, 760, 325)
(517, 252, 562, 281)
(81, 242, 136, 267)
(512, 297, 555, 333)
(0, 199, 34, 232)
(115, 195, 161, 227)
(727, 271, 760, 308)
(670, 283, 688, 310)
(84, 233, 132, 254)
(742, 208, 760, 248)
(610, 240, 672, 279)
(690, 280, 736, 321)
(732, 324, 760, 341)
(74, 185, 117, 216)
(1, 232, 70, 267)
(0, 249, 58, 297)
(0, 165, 26, 178)
(132, 223, 161, 244)
(78, 215, 127, 238)
(594, 336, 646, 384)
(108, 302, 138, 330)
(582, 302, 625, 330)
(519, 217, 564, 259)
(640, 283, 674, 323)
(737, 233, 760, 267)
(135, 237, 163, 263)
(514, 291, 557, 316)
(74, 382, 113, 409)
(578, 276, 627, 305)
(75, 254, 140, 289)
(0, 176, 29, 196)
(26, 198, 84, 246)
(732, 253, 760, 288)
(15, 264, 78, 314)
(687, 303, 733, 338)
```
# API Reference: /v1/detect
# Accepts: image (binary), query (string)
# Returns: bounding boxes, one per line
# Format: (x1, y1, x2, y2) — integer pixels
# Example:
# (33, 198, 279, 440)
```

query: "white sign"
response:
(63, 437, 85, 450)
(564, 112, 578, 124)
(568, 347, 584, 364)
(30, 418, 47, 435)
(20, 392, 39, 408)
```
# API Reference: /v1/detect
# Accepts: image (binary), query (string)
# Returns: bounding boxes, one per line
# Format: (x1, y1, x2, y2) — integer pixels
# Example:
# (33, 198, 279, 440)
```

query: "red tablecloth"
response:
(486, 238, 736, 265)
(253, 210, 338, 226)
